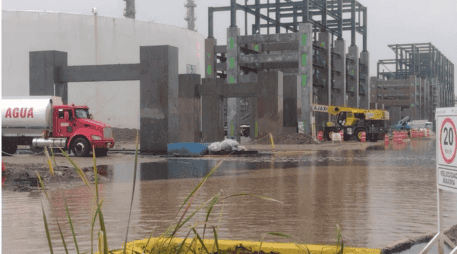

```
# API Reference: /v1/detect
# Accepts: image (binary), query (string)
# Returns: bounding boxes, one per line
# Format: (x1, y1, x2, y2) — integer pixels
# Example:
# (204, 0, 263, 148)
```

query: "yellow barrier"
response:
(107, 237, 381, 254)
(269, 133, 275, 151)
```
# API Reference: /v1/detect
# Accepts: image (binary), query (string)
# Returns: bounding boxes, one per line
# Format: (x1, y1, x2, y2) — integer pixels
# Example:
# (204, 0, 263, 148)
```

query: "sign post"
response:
(420, 107, 457, 254)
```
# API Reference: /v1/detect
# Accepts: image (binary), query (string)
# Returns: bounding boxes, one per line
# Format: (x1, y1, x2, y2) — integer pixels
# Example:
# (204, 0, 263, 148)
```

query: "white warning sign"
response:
(438, 167, 457, 191)
(436, 107, 457, 193)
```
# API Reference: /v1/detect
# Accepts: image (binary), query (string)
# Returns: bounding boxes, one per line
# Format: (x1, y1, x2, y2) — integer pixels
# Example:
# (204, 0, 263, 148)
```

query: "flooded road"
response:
(3, 139, 457, 253)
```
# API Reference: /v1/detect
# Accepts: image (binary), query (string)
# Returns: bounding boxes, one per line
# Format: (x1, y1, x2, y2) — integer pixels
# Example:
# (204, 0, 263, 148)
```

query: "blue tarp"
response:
(167, 143, 210, 156)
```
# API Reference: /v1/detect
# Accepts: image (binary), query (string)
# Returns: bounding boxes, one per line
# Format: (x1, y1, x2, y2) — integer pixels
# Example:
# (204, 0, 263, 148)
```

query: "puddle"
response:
(3, 139, 457, 253)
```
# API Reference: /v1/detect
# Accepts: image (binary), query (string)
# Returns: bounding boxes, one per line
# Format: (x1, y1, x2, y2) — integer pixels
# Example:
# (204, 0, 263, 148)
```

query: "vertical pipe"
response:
(293, 4, 297, 31)
(255, 0, 260, 33)
(400, 48, 403, 79)
(432, 45, 435, 78)
(275, 0, 280, 33)
(245, 0, 248, 35)
(267, 0, 270, 34)
(377, 62, 380, 79)
(208, 8, 214, 38)
(322, 0, 327, 32)
(231, 0, 236, 27)
(395, 45, 398, 79)
(363, 7, 367, 52)
(351, 0, 356, 46)
(338, 0, 343, 39)
(411, 45, 415, 75)
(303, 0, 309, 23)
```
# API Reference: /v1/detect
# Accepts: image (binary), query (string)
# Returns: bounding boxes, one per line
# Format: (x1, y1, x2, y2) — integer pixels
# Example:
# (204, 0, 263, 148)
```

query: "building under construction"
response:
(372, 43, 454, 128)
(204, 0, 370, 141)
(203, 1, 454, 140)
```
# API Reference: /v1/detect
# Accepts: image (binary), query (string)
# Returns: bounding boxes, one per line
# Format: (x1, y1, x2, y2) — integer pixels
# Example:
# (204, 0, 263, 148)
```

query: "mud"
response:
(275, 132, 318, 144)
(1, 151, 165, 192)
(2, 163, 111, 192)
(381, 224, 457, 254)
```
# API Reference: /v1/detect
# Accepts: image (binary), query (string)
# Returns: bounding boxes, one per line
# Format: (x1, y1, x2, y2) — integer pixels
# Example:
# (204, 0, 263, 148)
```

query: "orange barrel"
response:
(360, 132, 366, 142)
(317, 131, 324, 141)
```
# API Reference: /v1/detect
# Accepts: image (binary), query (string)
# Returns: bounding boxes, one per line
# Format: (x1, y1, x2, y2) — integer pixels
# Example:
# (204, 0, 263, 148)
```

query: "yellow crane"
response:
(312, 104, 389, 142)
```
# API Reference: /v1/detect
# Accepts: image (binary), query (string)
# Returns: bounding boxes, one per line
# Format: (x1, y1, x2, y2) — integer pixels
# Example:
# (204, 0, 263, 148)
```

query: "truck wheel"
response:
(2, 138, 17, 156)
(30, 147, 44, 154)
(72, 137, 90, 157)
(94, 148, 108, 157)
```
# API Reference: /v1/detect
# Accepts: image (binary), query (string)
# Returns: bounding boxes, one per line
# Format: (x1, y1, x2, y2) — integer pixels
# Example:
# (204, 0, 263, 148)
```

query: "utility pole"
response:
(123, 0, 135, 19)
(185, 0, 197, 31)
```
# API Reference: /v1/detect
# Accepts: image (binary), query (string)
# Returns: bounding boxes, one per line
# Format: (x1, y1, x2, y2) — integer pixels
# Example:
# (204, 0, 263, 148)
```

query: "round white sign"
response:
(440, 118, 457, 164)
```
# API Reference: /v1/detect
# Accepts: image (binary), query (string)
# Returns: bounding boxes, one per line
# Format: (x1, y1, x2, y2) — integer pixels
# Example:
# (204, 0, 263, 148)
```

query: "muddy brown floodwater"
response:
(2, 139, 457, 253)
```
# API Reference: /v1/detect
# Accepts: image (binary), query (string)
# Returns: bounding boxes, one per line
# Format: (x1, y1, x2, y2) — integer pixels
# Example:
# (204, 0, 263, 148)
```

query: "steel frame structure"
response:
(377, 43, 455, 107)
(208, 0, 367, 51)
(205, 0, 370, 140)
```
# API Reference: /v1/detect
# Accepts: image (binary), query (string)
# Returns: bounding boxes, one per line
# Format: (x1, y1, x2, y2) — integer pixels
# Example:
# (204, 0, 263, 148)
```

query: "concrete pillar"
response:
(249, 96, 258, 138)
(409, 75, 417, 120)
(421, 78, 425, 119)
(298, 23, 313, 135)
(256, 71, 284, 141)
(347, 46, 359, 108)
(333, 39, 346, 107)
(177, 74, 202, 143)
(426, 79, 431, 120)
(359, 51, 369, 109)
(29, 51, 68, 104)
(205, 38, 217, 78)
(315, 32, 331, 132)
(139, 45, 179, 153)
(283, 74, 299, 130)
(201, 78, 224, 142)
(369, 77, 377, 109)
(226, 27, 241, 142)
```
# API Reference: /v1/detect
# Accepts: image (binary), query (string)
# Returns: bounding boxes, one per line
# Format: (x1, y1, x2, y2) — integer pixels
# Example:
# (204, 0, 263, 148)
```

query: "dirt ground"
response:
(275, 133, 318, 144)
(1, 150, 165, 192)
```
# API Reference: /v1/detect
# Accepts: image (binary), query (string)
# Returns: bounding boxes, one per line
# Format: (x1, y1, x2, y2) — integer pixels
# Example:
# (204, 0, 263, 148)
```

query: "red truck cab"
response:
(53, 104, 115, 157)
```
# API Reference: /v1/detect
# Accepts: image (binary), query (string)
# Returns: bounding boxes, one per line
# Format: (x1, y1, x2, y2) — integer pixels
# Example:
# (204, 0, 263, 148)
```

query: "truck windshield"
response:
(75, 109, 90, 119)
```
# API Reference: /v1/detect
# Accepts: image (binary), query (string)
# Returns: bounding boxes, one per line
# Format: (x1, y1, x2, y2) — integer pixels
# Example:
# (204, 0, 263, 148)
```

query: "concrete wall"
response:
(2, 10, 205, 129)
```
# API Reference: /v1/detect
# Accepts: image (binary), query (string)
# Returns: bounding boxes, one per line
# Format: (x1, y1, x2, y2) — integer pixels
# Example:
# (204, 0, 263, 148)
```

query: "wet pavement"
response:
(3, 139, 457, 253)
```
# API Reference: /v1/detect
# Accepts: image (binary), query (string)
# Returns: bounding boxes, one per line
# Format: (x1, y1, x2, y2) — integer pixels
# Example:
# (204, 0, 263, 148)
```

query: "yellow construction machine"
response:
(312, 104, 389, 142)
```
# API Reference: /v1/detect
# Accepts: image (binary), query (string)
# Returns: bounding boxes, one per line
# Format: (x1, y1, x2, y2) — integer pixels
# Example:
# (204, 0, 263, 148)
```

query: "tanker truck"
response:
(2, 96, 115, 157)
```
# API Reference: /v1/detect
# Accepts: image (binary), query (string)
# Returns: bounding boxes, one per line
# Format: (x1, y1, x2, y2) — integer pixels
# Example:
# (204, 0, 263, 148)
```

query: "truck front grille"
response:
(103, 127, 113, 139)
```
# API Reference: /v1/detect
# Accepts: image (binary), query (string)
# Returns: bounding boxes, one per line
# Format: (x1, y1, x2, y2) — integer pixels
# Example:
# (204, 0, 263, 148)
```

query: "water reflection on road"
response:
(3, 139, 456, 253)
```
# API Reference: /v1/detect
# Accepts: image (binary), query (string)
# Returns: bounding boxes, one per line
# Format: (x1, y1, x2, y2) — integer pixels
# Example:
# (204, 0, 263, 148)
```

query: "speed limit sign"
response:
(440, 118, 457, 164)
(436, 108, 457, 193)
(424, 108, 457, 254)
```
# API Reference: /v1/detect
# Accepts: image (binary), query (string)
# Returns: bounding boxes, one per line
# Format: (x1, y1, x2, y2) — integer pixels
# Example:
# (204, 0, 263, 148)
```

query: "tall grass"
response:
(38, 133, 345, 254)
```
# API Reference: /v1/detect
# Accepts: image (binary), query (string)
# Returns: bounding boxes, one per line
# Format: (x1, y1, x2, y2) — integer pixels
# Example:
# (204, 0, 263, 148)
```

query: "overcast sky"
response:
(2, 0, 456, 87)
